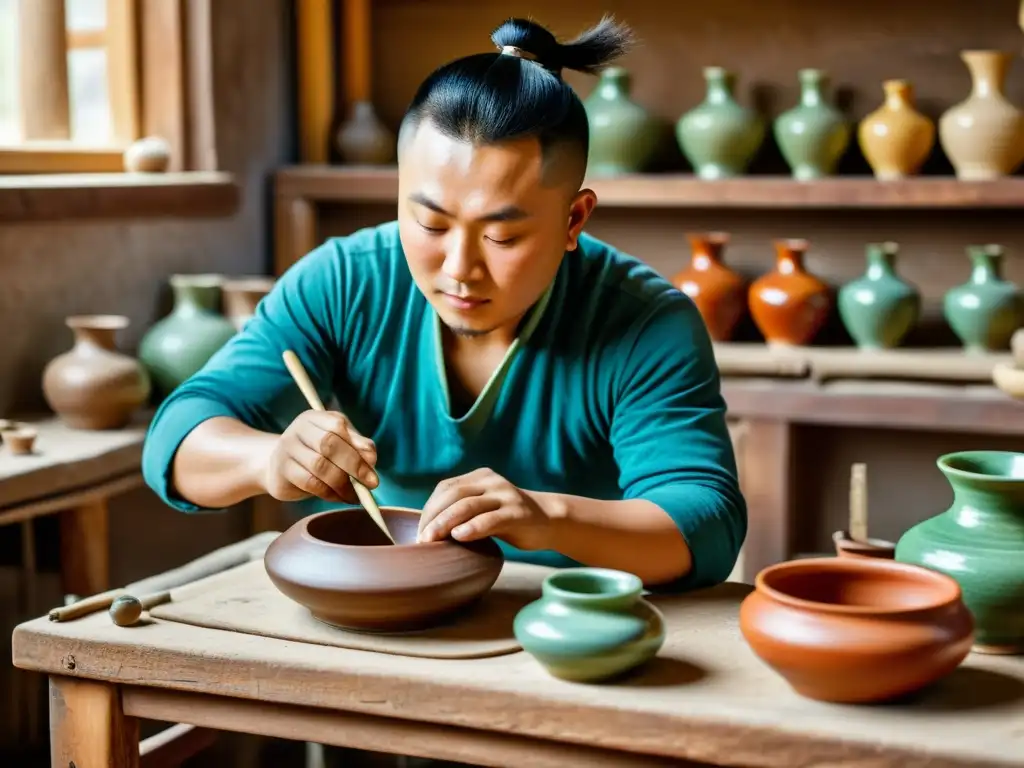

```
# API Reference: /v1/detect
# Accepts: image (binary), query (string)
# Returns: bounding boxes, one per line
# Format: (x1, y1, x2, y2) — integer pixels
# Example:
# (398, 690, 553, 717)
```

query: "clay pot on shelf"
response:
(748, 239, 832, 346)
(1, 426, 37, 455)
(42, 315, 151, 430)
(896, 450, 1024, 654)
(837, 242, 920, 349)
(264, 507, 504, 633)
(222, 276, 276, 331)
(832, 530, 897, 560)
(943, 245, 1023, 353)
(675, 67, 765, 179)
(336, 101, 396, 165)
(123, 135, 171, 173)
(514, 568, 665, 682)
(939, 51, 1024, 180)
(739, 556, 974, 703)
(138, 274, 238, 402)
(671, 232, 746, 341)
(583, 67, 661, 176)
(858, 79, 935, 180)
(773, 69, 850, 180)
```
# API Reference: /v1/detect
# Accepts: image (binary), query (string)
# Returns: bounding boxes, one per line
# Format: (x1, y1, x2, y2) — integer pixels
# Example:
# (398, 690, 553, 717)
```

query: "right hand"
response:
(262, 409, 378, 504)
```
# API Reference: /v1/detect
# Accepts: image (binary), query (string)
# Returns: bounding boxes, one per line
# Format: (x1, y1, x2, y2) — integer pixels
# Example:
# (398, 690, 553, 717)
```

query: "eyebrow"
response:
(409, 192, 529, 222)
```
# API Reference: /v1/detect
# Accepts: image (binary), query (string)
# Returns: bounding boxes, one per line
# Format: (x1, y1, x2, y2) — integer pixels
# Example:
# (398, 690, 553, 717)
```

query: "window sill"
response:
(0, 171, 241, 223)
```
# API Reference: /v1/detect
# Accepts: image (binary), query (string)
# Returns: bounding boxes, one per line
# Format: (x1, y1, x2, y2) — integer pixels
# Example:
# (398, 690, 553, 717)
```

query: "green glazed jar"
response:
(583, 67, 661, 176)
(139, 273, 237, 402)
(943, 245, 1023, 352)
(774, 69, 850, 179)
(895, 451, 1024, 654)
(513, 567, 665, 682)
(838, 242, 920, 349)
(675, 67, 765, 179)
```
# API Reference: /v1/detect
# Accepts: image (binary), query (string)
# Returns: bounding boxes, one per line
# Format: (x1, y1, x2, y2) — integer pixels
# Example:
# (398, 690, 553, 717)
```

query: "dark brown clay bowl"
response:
(264, 506, 504, 633)
(739, 557, 974, 704)
(832, 529, 896, 559)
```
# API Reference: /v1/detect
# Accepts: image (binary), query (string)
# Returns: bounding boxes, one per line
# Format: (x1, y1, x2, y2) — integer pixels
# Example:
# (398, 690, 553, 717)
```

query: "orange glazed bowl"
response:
(739, 556, 973, 703)
(264, 506, 504, 633)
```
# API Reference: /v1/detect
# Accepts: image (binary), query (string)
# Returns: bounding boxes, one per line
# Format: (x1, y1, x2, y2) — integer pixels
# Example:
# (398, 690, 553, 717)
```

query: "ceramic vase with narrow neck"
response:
(838, 242, 920, 349)
(42, 315, 151, 430)
(774, 69, 850, 179)
(943, 245, 1023, 352)
(513, 568, 665, 682)
(896, 451, 1024, 654)
(671, 232, 746, 341)
(584, 67, 661, 176)
(749, 239, 832, 346)
(138, 274, 237, 401)
(858, 80, 936, 179)
(675, 67, 765, 179)
(939, 51, 1024, 180)
(336, 100, 396, 165)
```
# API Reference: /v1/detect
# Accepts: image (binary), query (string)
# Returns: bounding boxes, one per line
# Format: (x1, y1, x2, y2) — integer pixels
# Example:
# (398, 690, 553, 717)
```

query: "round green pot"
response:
(837, 242, 920, 349)
(774, 68, 850, 179)
(675, 67, 765, 179)
(895, 450, 1024, 654)
(513, 567, 665, 682)
(583, 67, 661, 176)
(943, 244, 1023, 352)
(139, 273, 237, 401)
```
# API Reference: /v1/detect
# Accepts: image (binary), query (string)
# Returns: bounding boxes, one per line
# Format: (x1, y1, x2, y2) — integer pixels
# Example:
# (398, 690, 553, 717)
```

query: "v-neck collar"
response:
(431, 276, 556, 436)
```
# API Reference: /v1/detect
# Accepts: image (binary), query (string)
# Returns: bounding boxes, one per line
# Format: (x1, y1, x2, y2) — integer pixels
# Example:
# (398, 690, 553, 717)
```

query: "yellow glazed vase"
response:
(939, 51, 1024, 180)
(858, 80, 935, 180)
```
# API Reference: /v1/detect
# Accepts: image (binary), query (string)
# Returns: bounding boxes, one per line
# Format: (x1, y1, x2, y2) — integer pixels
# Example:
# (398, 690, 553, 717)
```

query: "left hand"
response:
(416, 468, 553, 550)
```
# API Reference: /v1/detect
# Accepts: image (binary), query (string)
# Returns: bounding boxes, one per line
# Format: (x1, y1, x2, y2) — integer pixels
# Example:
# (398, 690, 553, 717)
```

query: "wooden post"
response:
(105, 0, 140, 144)
(739, 419, 794, 577)
(296, 0, 335, 163)
(18, 0, 71, 140)
(49, 677, 139, 768)
(60, 499, 110, 599)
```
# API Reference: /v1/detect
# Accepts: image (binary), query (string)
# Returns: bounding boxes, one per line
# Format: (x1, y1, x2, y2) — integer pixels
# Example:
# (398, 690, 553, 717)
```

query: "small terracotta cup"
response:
(832, 529, 896, 559)
(1, 427, 37, 455)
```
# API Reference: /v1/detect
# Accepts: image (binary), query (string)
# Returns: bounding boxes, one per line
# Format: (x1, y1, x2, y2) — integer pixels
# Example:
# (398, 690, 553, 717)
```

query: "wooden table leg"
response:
(50, 676, 139, 768)
(60, 498, 110, 599)
(740, 418, 794, 577)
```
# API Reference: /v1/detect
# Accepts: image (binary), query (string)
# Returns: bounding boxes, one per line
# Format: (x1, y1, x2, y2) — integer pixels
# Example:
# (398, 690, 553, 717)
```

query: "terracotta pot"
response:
(264, 507, 504, 633)
(748, 239, 832, 346)
(42, 315, 151, 430)
(1, 426, 37, 455)
(858, 79, 935, 180)
(740, 557, 974, 703)
(832, 530, 896, 559)
(222, 276, 276, 331)
(671, 232, 746, 341)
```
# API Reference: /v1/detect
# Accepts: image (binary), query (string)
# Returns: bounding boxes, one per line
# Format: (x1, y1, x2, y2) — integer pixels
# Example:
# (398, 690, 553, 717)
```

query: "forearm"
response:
(535, 492, 693, 586)
(171, 416, 277, 509)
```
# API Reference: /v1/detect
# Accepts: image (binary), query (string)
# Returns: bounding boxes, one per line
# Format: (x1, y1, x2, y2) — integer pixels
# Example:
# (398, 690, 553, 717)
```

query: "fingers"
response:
(450, 507, 517, 542)
(297, 411, 378, 489)
(282, 442, 359, 503)
(418, 494, 502, 543)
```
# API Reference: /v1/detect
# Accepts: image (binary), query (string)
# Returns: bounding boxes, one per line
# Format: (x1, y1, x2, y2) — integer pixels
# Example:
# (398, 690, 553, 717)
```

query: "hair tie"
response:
(499, 45, 538, 61)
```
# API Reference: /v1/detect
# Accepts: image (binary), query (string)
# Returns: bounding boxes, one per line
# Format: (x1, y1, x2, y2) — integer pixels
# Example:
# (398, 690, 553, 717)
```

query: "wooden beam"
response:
(0, 144, 125, 173)
(106, 0, 142, 144)
(183, 0, 217, 170)
(139, 0, 187, 171)
(296, 0, 334, 163)
(18, 0, 71, 140)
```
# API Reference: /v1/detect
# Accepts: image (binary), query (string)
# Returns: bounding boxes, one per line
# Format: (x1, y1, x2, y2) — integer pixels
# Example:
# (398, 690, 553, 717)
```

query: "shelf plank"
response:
(275, 165, 1024, 209)
(0, 171, 241, 223)
(722, 378, 1023, 436)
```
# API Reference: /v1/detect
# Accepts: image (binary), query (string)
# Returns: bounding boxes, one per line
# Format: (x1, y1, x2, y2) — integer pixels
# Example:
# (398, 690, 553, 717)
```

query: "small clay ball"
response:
(123, 135, 171, 173)
(1012, 328, 1024, 367)
(109, 595, 143, 627)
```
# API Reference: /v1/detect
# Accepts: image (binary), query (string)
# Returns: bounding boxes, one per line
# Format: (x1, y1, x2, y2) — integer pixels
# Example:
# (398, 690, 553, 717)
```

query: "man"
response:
(141, 15, 746, 592)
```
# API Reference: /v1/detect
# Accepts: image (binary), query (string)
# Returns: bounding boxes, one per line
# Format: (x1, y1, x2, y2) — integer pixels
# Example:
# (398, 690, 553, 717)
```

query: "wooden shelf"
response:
(275, 165, 1024, 209)
(0, 172, 241, 223)
(721, 378, 1023, 436)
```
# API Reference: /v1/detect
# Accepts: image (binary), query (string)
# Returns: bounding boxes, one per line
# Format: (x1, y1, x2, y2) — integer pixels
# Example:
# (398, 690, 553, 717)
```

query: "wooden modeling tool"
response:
(281, 350, 395, 543)
(849, 462, 869, 543)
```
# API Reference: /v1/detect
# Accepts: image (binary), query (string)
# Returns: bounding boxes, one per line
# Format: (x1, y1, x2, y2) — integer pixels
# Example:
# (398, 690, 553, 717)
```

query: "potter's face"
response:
(397, 119, 595, 338)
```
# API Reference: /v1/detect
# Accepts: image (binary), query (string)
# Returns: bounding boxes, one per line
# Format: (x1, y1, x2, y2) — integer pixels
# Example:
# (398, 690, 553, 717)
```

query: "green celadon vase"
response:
(675, 66, 765, 179)
(943, 244, 1023, 352)
(895, 451, 1024, 654)
(774, 68, 850, 179)
(513, 567, 665, 682)
(837, 242, 920, 349)
(583, 67, 661, 176)
(138, 273, 237, 402)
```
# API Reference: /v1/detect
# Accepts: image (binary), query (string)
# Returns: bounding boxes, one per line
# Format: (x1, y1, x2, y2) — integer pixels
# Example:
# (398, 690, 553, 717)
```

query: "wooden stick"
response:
(849, 463, 869, 543)
(281, 350, 395, 543)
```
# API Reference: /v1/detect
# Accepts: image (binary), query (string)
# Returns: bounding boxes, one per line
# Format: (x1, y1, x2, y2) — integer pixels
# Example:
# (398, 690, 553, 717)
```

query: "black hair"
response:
(399, 16, 634, 183)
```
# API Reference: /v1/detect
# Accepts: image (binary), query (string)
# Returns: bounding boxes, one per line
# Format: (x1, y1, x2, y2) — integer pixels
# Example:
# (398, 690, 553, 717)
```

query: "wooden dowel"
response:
(849, 463, 868, 542)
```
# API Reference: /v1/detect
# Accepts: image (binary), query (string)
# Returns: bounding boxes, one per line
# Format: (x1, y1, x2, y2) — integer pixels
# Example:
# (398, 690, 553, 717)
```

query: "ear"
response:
(565, 188, 597, 251)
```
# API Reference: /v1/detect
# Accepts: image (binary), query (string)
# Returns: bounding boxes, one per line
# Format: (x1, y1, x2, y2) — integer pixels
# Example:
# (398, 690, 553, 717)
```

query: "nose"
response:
(441, 230, 480, 284)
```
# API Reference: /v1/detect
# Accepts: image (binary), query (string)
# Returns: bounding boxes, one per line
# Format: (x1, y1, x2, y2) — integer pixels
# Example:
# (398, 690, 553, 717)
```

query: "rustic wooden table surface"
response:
(11, 534, 1024, 768)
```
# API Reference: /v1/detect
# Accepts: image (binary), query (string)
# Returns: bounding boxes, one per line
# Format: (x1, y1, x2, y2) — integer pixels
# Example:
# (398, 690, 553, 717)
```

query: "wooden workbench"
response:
(11, 534, 1024, 768)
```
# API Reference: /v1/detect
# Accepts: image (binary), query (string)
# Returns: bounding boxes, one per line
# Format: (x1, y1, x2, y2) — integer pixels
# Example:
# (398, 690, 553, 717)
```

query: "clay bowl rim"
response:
(541, 567, 643, 603)
(831, 529, 897, 552)
(66, 314, 130, 331)
(297, 505, 475, 552)
(754, 556, 963, 617)
(937, 449, 1024, 483)
(170, 272, 225, 289)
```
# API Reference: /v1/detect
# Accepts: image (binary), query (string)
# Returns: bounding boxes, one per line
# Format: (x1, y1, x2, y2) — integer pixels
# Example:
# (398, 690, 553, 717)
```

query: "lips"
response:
(441, 293, 488, 310)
